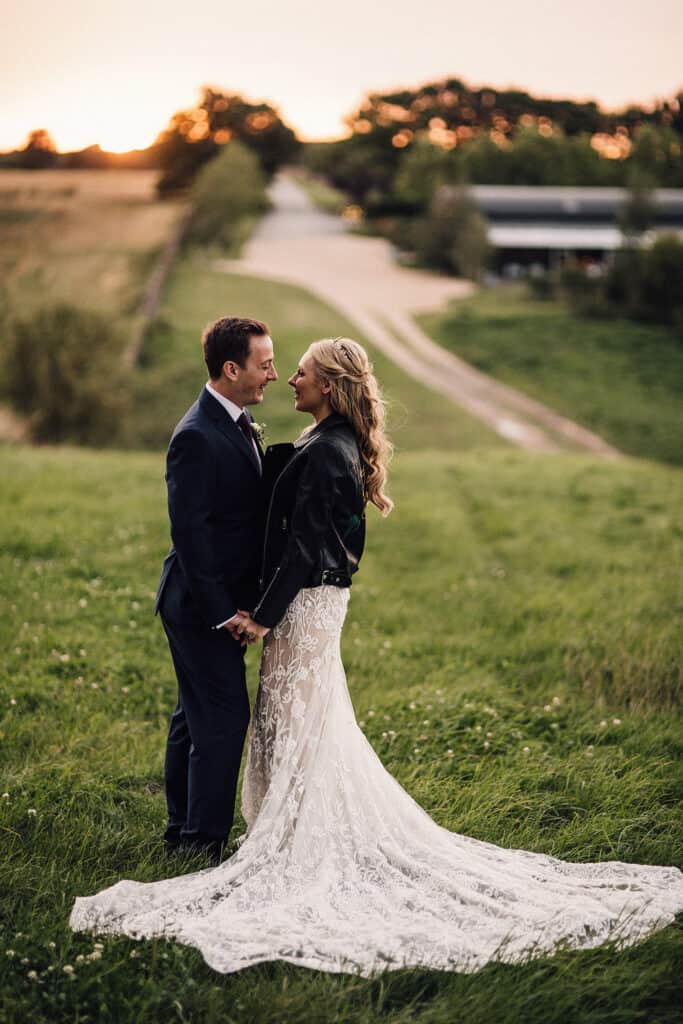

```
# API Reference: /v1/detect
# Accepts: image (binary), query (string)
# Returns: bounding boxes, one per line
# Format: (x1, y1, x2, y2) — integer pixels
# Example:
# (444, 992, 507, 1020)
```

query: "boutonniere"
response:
(251, 421, 266, 446)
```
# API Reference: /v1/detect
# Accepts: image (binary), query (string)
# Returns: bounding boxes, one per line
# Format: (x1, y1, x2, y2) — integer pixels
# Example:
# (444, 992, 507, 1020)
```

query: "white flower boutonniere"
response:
(251, 421, 266, 446)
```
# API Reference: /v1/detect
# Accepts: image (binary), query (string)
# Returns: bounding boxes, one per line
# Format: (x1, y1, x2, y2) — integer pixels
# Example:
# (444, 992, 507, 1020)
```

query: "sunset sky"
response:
(2, 0, 682, 152)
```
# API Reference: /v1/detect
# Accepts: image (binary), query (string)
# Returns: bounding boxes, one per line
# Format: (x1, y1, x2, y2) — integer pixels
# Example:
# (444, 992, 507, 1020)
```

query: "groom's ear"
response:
(222, 360, 241, 382)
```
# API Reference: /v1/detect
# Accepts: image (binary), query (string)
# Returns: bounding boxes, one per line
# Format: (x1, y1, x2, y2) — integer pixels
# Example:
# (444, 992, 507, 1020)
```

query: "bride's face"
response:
(288, 353, 331, 419)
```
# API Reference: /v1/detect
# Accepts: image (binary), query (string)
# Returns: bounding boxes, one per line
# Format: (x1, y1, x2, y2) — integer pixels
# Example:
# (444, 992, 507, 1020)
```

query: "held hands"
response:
(225, 611, 270, 645)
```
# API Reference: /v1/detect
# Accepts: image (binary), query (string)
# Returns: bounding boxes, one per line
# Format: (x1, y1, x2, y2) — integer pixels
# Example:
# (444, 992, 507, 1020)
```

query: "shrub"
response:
(1, 303, 128, 445)
(186, 141, 269, 250)
(416, 187, 490, 281)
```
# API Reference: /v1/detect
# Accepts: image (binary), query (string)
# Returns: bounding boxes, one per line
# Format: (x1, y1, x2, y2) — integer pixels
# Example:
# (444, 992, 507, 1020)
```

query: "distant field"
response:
(0, 169, 185, 316)
(127, 257, 504, 451)
(420, 287, 683, 466)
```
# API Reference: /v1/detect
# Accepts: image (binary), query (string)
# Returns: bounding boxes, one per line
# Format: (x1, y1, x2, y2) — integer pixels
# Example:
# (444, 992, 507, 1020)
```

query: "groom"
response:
(155, 315, 277, 864)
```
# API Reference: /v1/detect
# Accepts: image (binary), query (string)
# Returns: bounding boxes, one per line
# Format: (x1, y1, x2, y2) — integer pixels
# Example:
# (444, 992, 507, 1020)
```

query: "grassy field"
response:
(0, 169, 185, 317)
(1, 256, 682, 1021)
(419, 286, 683, 466)
(1, 188, 682, 1021)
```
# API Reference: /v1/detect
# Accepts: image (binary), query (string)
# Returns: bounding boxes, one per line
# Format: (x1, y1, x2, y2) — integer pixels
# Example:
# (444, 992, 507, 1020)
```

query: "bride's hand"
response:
(236, 612, 270, 643)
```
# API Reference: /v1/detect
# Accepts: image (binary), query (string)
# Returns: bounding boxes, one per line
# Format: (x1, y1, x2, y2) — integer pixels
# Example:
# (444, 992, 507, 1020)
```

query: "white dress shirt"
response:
(204, 383, 258, 630)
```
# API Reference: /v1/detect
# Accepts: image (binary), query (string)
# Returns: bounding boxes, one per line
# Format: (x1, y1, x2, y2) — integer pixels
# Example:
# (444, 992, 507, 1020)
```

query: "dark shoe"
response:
(176, 838, 225, 866)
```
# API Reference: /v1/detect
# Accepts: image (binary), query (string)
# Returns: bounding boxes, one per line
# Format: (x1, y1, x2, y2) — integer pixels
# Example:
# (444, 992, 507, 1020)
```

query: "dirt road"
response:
(217, 175, 619, 456)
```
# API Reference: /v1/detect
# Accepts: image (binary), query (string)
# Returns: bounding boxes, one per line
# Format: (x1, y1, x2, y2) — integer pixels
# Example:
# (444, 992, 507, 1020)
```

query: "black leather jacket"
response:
(252, 412, 366, 629)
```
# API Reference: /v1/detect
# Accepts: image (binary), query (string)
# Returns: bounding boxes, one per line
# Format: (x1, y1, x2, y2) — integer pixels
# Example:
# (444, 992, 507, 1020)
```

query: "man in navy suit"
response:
(155, 316, 278, 863)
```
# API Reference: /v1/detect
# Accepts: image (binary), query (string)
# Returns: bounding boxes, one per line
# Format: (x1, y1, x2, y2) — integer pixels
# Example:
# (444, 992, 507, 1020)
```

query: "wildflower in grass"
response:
(422, 720, 430, 726)
(552, 696, 561, 706)
(63, 964, 75, 975)
(409, 701, 416, 710)
(6, 949, 15, 958)
(543, 704, 552, 712)
(484, 741, 490, 749)
(87, 950, 102, 961)
(27, 970, 39, 981)
(367, 710, 375, 717)
(129, 950, 138, 958)
(79, 649, 87, 656)
(121, 687, 130, 695)
(612, 718, 621, 725)
(599, 720, 608, 729)
(129, 620, 137, 629)
(2, 793, 9, 801)
(27, 808, 36, 817)
(522, 746, 530, 754)
(47, 942, 56, 949)
(78, 599, 88, 608)
(59, 654, 70, 663)
(91, 683, 99, 690)
(21, 957, 29, 964)
(9, 698, 17, 706)
(586, 745, 594, 758)
(76, 955, 85, 963)
(446, 749, 454, 757)
(383, 640, 392, 649)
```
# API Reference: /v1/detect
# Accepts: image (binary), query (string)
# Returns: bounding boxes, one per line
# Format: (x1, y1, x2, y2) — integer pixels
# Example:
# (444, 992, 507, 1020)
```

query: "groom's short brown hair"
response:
(202, 316, 270, 378)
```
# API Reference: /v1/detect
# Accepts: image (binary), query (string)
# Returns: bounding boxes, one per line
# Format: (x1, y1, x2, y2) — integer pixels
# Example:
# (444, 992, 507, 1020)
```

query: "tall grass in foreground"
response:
(1, 443, 681, 1023)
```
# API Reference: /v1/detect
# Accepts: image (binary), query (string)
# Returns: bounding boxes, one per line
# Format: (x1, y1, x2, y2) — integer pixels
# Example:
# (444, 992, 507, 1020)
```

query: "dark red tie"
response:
(237, 412, 260, 470)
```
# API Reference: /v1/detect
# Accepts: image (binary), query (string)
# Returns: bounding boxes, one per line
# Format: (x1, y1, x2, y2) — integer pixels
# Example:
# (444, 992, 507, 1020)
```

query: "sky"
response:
(2, 0, 682, 152)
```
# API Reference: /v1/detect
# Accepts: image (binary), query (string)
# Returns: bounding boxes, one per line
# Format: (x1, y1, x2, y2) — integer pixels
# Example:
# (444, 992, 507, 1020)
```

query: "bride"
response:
(70, 338, 683, 976)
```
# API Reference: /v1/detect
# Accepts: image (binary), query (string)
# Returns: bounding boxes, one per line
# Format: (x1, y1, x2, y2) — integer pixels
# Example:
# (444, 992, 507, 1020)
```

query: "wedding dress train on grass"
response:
(70, 587, 683, 975)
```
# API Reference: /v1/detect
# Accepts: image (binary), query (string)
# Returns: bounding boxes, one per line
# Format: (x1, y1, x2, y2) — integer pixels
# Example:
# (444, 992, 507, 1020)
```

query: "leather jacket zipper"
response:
(259, 457, 297, 589)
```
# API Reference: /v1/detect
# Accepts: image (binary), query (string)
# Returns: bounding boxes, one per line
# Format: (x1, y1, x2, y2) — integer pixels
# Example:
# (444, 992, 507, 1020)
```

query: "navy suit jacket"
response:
(155, 388, 264, 628)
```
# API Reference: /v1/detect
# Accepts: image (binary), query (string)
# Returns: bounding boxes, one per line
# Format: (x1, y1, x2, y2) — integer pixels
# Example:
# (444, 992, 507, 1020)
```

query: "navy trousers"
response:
(161, 616, 250, 847)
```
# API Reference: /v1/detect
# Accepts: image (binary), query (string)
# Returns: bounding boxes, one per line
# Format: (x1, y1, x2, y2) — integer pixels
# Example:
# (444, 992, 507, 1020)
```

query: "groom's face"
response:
(236, 333, 278, 405)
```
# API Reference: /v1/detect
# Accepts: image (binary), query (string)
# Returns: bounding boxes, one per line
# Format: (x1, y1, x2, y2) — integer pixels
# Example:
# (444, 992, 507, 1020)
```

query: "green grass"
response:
(1, 237, 682, 1022)
(419, 286, 683, 466)
(1, 440, 681, 1023)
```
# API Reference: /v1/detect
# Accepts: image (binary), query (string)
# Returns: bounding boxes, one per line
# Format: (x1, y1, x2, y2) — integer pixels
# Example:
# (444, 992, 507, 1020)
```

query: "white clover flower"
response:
(475, 725, 482, 733)
(21, 957, 29, 964)
(129, 950, 138, 958)
(76, 954, 85, 963)
(367, 710, 375, 717)
(599, 720, 608, 728)
(27, 969, 39, 981)
(422, 720, 430, 726)
(27, 808, 36, 817)
(612, 718, 621, 725)
(91, 683, 99, 690)
(543, 704, 552, 712)
(446, 749, 454, 756)
(552, 696, 561, 706)
(63, 964, 75, 975)
(88, 950, 102, 961)
(2, 793, 9, 801)
(9, 699, 17, 706)
(522, 746, 530, 754)
(47, 941, 56, 949)
(409, 701, 416, 710)
(121, 686, 130, 695)
(483, 741, 490, 749)
(94, 942, 104, 951)
(6, 949, 15, 958)
(79, 649, 87, 656)
(78, 599, 88, 608)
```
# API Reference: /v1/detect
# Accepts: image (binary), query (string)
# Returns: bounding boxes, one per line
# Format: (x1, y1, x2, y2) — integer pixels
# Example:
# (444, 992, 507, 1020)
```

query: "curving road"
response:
(216, 174, 620, 456)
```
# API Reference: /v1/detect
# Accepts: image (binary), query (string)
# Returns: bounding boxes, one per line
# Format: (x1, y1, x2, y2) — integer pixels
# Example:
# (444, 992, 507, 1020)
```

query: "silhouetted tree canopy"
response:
(303, 78, 683, 207)
(155, 87, 300, 195)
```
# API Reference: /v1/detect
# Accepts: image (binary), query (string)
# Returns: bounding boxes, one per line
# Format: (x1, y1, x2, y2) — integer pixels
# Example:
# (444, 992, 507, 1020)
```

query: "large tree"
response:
(155, 87, 300, 195)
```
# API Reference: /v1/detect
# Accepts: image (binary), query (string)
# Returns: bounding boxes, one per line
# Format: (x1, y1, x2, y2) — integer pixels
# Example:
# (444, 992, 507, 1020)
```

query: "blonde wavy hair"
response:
(306, 337, 394, 516)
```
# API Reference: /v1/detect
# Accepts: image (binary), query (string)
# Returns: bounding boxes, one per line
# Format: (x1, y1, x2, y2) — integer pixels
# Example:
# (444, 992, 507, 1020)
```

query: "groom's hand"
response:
(225, 611, 251, 645)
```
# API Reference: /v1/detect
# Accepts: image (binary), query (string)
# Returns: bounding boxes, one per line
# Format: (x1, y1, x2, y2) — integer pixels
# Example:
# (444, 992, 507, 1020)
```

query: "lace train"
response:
(70, 587, 683, 975)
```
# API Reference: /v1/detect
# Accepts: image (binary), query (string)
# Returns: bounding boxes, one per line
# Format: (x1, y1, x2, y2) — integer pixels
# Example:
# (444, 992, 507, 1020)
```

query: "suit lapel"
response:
(200, 389, 261, 475)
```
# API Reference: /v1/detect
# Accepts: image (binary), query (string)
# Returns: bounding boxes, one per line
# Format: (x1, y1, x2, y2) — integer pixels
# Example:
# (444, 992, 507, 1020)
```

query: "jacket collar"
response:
(199, 388, 261, 473)
(293, 412, 348, 449)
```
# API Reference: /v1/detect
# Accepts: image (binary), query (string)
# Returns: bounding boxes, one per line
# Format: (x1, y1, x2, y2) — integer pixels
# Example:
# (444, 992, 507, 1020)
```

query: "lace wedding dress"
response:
(70, 587, 683, 975)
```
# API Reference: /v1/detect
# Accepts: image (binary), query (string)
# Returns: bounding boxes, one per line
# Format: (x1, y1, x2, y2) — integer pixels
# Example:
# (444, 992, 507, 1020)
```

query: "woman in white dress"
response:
(70, 338, 683, 976)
